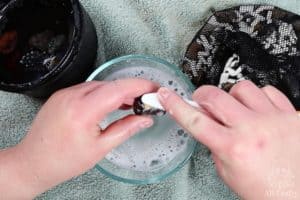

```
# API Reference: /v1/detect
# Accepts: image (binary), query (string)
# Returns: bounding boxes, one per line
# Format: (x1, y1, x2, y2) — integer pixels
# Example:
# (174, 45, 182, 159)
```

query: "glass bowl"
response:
(86, 55, 196, 184)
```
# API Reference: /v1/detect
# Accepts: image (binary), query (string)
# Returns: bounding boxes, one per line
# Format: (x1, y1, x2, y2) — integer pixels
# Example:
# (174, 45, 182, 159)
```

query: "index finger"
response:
(84, 78, 159, 120)
(157, 87, 231, 154)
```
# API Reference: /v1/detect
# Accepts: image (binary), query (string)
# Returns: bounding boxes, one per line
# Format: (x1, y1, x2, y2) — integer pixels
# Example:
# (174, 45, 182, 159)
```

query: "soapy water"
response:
(99, 66, 194, 172)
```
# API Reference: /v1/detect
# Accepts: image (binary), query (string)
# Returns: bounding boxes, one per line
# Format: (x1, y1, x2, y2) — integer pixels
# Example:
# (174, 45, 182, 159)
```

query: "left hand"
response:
(0, 79, 157, 199)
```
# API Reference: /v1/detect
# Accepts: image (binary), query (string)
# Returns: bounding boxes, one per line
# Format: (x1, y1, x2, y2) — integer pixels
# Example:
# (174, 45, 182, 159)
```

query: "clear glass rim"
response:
(86, 54, 196, 184)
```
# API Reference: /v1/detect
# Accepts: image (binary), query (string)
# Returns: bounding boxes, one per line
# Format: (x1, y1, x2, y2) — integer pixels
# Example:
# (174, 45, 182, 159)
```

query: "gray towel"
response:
(1, 0, 299, 199)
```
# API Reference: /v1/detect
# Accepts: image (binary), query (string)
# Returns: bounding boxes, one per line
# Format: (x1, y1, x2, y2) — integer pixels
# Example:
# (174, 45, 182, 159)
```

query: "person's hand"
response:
(0, 79, 157, 199)
(158, 80, 300, 200)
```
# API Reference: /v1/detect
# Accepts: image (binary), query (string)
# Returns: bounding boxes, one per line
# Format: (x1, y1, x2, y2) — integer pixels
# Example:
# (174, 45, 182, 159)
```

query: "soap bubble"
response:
(177, 129, 184, 136)
(150, 160, 160, 167)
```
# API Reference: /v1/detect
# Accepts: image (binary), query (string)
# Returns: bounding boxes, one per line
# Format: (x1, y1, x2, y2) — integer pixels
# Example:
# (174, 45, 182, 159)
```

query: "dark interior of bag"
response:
(0, 0, 73, 84)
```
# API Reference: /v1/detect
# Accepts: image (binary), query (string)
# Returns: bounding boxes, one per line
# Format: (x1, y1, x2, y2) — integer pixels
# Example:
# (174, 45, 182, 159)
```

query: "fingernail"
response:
(140, 120, 153, 129)
(158, 87, 171, 101)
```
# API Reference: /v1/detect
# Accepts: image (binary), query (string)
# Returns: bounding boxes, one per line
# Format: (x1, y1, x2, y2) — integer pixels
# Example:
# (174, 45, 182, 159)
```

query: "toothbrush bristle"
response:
(133, 96, 166, 116)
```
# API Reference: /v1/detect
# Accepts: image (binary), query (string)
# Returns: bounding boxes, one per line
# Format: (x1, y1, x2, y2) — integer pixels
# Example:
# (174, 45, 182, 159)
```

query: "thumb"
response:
(98, 115, 153, 154)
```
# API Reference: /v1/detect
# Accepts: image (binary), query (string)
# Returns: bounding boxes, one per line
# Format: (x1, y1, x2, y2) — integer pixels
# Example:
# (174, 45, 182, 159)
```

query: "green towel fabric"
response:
(1, 0, 299, 199)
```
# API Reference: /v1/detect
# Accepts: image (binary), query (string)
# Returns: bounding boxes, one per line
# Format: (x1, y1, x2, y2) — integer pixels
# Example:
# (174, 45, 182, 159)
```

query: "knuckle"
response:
(262, 85, 276, 92)
(229, 80, 254, 95)
(49, 89, 70, 103)
(192, 88, 202, 100)
(201, 92, 224, 108)
(193, 86, 216, 99)
(197, 87, 223, 102)
(51, 89, 65, 99)
(50, 89, 83, 119)
(52, 89, 72, 102)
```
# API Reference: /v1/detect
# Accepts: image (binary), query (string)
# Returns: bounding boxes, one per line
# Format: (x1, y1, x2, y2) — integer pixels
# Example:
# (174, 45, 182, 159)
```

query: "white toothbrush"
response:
(137, 93, 300, 117)
(141, 93, 200, 111)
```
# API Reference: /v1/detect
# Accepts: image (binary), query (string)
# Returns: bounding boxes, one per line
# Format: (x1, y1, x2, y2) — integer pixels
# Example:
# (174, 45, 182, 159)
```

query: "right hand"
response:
(158, 80, 300, 200)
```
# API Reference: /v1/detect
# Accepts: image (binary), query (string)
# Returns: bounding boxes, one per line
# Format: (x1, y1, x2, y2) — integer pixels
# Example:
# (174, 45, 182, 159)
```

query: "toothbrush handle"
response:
(184, 99, 200, 108)
(184, 100, 300, 117)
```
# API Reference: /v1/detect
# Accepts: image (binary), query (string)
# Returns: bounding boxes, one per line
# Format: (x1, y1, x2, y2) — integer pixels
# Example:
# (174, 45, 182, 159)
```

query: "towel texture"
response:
(1, 0, 299, 199)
